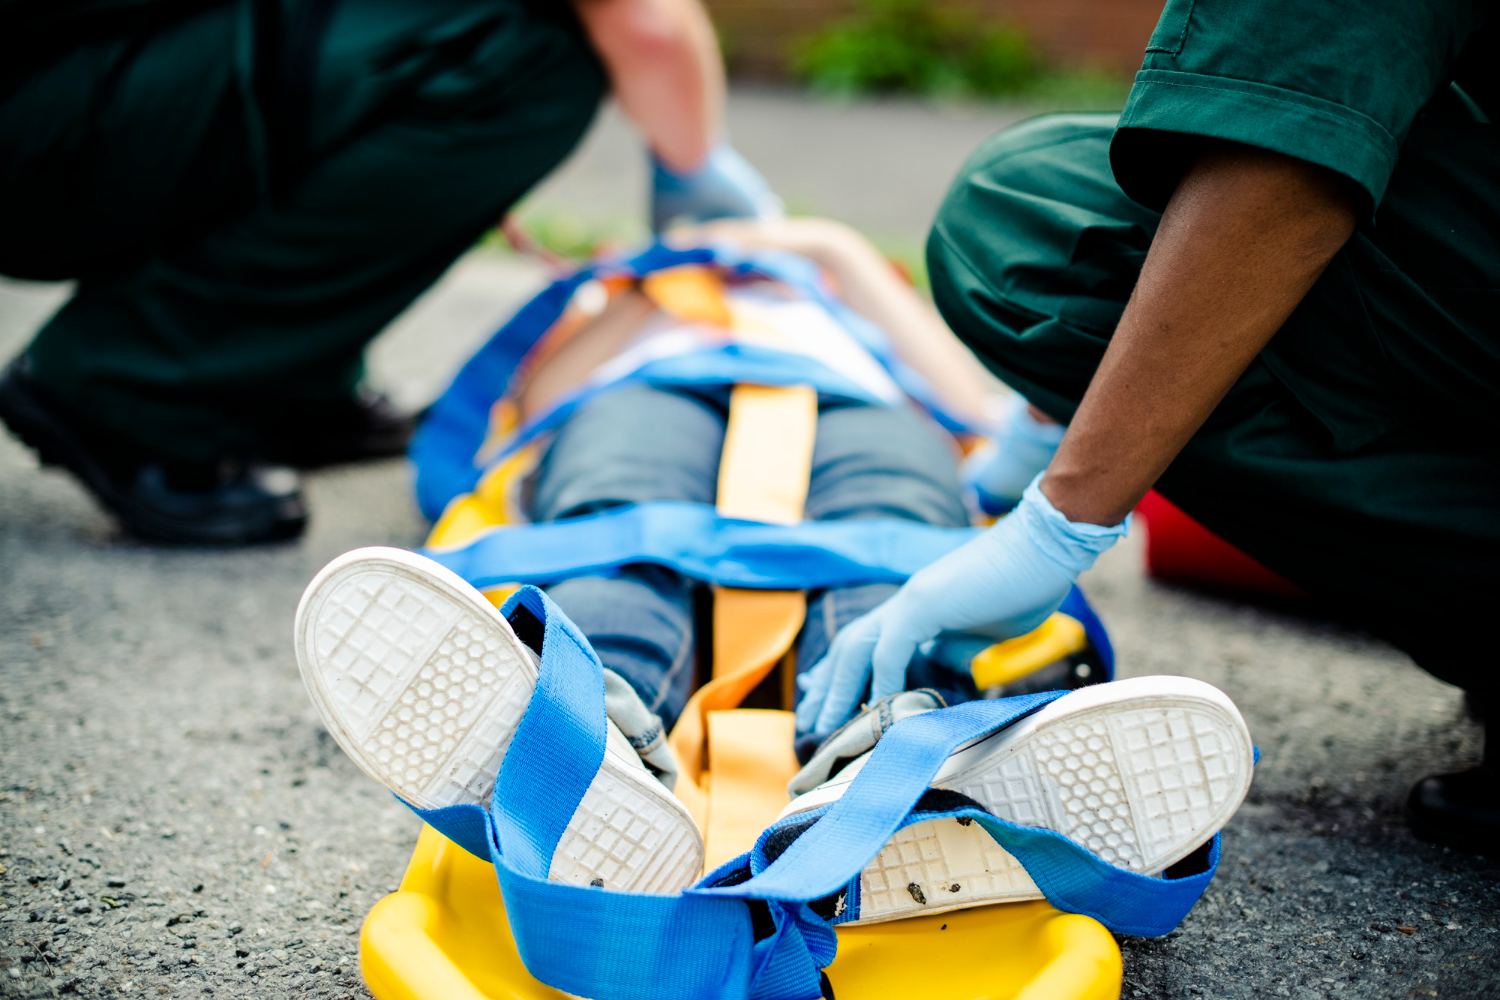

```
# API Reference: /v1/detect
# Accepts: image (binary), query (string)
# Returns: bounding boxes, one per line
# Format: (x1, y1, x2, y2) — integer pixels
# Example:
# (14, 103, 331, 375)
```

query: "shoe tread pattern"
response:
(299, 556, 702, 895)
(552, 772, 705, 892)
(852, 696, 1247, 925)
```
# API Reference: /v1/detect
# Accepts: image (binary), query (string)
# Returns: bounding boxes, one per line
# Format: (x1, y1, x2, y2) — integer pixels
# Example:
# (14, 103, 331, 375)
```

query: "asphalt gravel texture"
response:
(3, 91, 1497, 1000)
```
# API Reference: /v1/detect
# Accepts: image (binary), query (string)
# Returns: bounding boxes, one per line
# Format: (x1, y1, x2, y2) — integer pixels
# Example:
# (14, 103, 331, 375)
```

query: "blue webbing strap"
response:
(422, 500, 982, 590)
(490, 345, 895, 462)
(423, 499, 1117, 680)
(700, 693, 1063, 902)
(491, 586, 606, 877)
(696, 694, 1219, 938)
(409, 586, 822, 1000)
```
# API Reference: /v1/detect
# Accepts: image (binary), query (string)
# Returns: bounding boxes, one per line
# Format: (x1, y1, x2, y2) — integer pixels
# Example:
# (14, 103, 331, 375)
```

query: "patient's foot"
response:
(782, 676, 1254, 925)
(294, 547, 704, 893)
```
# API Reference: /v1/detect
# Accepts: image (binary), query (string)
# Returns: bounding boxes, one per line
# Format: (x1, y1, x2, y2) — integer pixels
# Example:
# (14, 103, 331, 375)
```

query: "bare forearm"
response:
(571, 0, 723, 171)
(1042, 143, 1358, 525)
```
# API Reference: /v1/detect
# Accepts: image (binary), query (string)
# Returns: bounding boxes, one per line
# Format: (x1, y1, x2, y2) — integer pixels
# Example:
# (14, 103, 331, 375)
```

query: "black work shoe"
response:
(1406, 766, 1499, 856)
(0, 358, 307, 545)
(259, 387, 421, 468)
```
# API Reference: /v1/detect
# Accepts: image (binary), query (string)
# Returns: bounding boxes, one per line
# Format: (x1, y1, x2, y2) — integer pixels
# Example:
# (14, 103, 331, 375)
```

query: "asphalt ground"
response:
(2, 91, 1497, 1000)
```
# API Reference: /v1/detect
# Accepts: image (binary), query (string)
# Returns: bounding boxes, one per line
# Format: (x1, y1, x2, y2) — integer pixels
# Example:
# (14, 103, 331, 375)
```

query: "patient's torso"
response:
(517, 277, 903, 423)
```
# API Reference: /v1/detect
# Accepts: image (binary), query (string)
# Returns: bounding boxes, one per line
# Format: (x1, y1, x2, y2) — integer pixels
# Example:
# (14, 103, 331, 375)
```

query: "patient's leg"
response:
(794, 400, 973, 758)
(528, 381, 727, 731)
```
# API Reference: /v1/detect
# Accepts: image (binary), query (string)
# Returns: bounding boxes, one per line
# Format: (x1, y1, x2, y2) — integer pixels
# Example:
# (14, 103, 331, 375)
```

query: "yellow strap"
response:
(714, 384, 817, 525)
(701, 709, 801, 871)
(638, 267, 817, 844)
(640, 265, 735, 328)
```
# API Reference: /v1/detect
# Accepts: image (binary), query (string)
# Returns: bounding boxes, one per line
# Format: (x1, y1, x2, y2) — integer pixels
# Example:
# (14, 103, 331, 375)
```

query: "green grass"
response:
(790, 0, 1131, 108)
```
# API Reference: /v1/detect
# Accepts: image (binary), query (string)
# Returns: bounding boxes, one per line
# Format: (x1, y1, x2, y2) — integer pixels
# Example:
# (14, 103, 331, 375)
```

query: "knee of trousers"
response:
(925, 113, 1145, 423)
(542, 571, 696, 711)
(307, 0, 607, 199)
(803, 403, 968, 528)
(528, 385, 727, 521)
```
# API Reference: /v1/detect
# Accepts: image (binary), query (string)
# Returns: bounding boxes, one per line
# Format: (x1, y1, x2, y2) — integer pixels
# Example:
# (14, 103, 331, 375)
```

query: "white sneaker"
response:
(780, 675, 1254, 924)
(294, 546, 704, 894)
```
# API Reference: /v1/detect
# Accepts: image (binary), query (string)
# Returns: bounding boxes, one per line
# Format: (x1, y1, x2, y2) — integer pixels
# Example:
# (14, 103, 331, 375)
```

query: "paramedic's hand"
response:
(651, 144, 781, 233)
(795, 476, 1129, 739)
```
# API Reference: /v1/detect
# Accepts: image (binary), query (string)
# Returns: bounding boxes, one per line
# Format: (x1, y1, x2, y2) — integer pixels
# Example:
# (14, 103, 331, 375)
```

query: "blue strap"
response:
(491, 345, 896, 462)
(698, 693, 1063, 903)
(407, 586, 821, 1000)
(490, 586, 606, 879)
(696, 693, 1218, 937)
(422, 500, 1113, 678)
(422, 500, 982, 590)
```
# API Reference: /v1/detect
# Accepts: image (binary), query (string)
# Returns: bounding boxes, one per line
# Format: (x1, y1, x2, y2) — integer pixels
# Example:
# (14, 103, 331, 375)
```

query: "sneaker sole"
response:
(783, 675, 1253, 925)
(294, 547, 704, 894)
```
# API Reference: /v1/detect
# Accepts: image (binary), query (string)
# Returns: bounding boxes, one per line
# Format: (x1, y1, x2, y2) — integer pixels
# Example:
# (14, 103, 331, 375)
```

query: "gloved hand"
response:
(795, 475, 1128, 740)
(650, 143, 782, 234)
(961, 394, 1066, 516)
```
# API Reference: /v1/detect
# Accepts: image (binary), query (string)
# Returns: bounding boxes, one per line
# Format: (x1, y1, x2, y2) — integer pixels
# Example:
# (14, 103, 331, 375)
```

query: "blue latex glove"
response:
(795, 475, 1128, 739)
(961, 394, 1067, 516)
(650, 143, 781, 233)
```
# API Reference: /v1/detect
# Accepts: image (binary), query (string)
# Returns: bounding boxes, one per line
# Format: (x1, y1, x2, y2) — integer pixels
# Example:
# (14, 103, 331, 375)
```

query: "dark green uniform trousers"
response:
(0, 0, 604, 461)
(929, 111, 1500, 699)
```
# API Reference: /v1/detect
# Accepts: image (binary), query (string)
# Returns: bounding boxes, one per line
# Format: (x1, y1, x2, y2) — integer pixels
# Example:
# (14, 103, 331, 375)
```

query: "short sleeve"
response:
(1110, 0, 1489, 213)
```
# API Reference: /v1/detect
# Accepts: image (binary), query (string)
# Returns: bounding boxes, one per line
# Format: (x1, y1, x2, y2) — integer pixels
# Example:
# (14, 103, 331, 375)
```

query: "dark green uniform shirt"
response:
(1111, 0, 1496, 213)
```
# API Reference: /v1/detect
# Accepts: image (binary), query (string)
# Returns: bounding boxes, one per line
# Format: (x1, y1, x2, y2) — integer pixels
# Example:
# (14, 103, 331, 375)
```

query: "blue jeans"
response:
(529, 383, 976, 758)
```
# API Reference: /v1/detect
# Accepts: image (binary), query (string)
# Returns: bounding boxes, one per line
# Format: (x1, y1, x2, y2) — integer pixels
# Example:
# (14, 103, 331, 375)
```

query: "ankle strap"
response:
(697, 693, 1221, 938)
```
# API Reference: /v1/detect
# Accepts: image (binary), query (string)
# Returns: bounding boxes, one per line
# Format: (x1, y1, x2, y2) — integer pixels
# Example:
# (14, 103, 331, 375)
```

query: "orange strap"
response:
(642, 268, 817, 857)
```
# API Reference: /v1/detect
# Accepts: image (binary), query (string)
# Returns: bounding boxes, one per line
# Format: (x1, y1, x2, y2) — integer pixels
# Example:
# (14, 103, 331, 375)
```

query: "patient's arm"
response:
(517, 289, 661, 420)
(681, 218, 1001, 422)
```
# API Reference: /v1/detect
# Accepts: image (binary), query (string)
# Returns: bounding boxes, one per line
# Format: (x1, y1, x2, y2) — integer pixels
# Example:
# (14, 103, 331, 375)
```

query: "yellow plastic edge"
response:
(970, 614, 1089, 690)
(361, 821, 1124, 1000)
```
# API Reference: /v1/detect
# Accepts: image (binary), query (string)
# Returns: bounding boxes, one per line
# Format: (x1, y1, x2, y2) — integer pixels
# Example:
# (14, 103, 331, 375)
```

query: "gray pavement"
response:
(2, 90, 1497, 1000)
(523, 87, 1038, 250)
